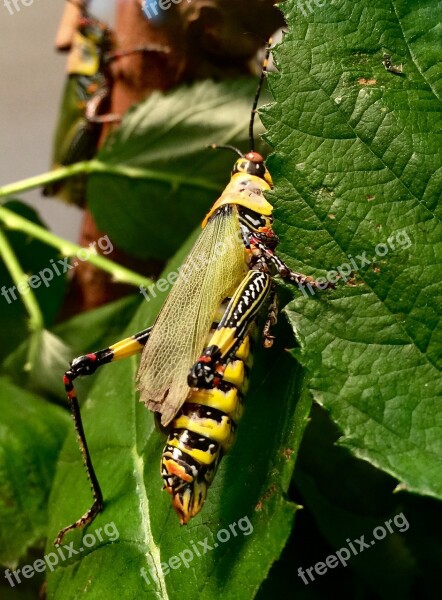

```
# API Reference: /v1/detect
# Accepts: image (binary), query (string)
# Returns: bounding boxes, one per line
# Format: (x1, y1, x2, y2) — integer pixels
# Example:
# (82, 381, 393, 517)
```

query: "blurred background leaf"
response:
(88, 79, 270, 260)
(2, 295, 141, 400)
(0, 379, 69, 567)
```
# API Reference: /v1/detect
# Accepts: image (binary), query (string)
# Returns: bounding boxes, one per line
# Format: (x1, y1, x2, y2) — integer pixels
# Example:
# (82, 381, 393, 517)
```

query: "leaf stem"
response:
(0, 162, 91, 198)
(0, 228, 44, 331)
(0, 206, 152, 289)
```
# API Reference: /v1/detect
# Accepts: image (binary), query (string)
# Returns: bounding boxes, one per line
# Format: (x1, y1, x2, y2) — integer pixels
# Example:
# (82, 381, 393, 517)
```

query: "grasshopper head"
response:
(232, 151, 273, 186)
(78, 16, 112, 51)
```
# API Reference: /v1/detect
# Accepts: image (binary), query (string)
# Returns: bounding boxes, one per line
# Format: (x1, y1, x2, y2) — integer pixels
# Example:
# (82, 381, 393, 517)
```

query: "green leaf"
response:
(0, 379, 70, 566)
(45, 237, 309, 599)
(52, 294, 141, 355)
(261, 0, 442, 499)
(260, 406, 442, 599)
(88, 79, 270, 260)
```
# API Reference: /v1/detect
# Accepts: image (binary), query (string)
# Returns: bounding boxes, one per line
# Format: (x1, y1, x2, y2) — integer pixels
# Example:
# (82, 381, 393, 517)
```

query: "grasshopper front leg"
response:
(262, 285, 278, 348)
(251, 234, 336, 291)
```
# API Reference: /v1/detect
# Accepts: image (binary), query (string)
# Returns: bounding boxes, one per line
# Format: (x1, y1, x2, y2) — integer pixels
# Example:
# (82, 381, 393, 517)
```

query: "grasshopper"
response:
(56, 40, 333, 545)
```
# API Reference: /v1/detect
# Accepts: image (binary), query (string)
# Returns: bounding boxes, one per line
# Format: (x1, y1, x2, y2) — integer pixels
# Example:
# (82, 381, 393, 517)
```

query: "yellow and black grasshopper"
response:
(56, 42, 334, 545)
(43, 2, 115, 204)
(44, 0, 166, 204)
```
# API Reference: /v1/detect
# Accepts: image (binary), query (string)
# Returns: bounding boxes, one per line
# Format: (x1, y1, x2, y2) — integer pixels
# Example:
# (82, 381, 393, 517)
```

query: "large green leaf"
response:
(259, 406, 442, 599)
(261, 0, 442, 499)
(0, 379, 69, 567)
(88, 79, 269, 260)
(45, 237, 309, 599)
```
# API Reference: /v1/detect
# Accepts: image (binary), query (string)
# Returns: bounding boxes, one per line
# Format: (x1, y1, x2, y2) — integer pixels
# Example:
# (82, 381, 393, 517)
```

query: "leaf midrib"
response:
(129, 354, 170, 600)
(390, 0, 441, 101)
(276, 171, 439, 372)
(274, 66, 439, 223)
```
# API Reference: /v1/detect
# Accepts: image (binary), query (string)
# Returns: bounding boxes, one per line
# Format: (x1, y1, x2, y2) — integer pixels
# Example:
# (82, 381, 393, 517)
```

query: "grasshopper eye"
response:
(253, 161, 267, 178)
(232, 156, 268, 181)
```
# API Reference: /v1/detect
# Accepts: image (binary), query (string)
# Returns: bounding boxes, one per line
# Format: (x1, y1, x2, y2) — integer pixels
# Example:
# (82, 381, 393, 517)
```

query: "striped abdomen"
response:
(161, 305, 254, 524)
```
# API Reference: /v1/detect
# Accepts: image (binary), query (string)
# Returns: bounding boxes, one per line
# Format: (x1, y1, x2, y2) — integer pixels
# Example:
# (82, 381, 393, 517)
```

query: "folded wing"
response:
(136, 205, 246, 426)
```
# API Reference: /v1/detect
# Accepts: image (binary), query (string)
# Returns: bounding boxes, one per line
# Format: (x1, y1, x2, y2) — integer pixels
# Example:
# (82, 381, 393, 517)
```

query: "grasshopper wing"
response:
(136, 206, 246, 426)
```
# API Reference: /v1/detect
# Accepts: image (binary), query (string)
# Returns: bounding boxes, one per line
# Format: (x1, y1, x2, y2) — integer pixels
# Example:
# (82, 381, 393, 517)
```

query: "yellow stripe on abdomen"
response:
(167, 433, 219, 465)
(190, 386, 243, 423)
(172, 409, 235, 450)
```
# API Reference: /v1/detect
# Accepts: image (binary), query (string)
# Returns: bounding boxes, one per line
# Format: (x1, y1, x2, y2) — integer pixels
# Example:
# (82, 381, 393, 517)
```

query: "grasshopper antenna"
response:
(249, 38, 273, 152)
(207, 144, 244, 158)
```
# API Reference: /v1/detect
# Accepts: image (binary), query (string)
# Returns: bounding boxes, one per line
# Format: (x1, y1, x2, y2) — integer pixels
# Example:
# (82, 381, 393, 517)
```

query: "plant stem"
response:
(0, 228, 44, 331)
(0, 162, 90, 198)
(0, 159, 220, 199)
(0, 206, 152, 289)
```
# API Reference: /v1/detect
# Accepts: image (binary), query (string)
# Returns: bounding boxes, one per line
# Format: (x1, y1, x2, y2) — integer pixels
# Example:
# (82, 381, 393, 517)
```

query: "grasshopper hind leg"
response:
(188, 269, 272, 388)
(55, 327, 152, 545)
